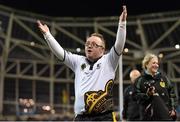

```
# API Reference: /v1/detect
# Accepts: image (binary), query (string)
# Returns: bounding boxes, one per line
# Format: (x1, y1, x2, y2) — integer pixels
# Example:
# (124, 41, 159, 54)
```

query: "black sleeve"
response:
(133, 77, 150, 105)
(163, 76, 178, 109)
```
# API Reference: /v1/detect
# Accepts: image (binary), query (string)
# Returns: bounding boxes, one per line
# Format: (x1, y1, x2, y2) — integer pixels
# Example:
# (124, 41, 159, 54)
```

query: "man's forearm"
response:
(43, 32, 64, 60)
(114, 21, 126, 55)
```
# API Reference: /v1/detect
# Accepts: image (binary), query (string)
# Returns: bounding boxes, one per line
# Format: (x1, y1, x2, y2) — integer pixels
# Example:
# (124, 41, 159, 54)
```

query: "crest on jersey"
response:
(81, 63, 86, 70)
(96, 63, 101, 69)
(160, 79, 165, 88)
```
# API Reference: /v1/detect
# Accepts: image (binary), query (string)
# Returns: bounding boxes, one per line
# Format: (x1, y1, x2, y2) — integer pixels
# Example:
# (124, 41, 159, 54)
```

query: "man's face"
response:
(85, 36, 105, 61)
(146, 57, 159, 75)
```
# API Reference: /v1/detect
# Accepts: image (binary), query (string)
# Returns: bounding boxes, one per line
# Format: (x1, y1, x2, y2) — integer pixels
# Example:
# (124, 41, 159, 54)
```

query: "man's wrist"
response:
(119, 21, 126, 25)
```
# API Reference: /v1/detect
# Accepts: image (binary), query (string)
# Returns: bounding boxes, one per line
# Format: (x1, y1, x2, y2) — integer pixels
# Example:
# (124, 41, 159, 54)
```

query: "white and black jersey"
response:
(64, 46, 120, 115)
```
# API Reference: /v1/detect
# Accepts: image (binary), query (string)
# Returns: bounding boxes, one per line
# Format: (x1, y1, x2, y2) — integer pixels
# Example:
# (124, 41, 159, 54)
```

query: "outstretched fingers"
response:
(37, 20, 44, 28)
(119, 5, 127, 22)
(37, 20, 49, 34)
(37, 20, 42, 26)
(122, 5, 127, 17)
(123, 5, 127, 13)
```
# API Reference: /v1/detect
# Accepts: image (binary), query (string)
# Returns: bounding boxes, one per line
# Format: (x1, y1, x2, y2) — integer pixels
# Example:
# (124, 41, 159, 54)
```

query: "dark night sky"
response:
(0, 0, 179, 17)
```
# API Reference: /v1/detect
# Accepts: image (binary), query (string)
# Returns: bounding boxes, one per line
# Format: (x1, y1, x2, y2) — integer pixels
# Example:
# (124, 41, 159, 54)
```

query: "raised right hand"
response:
(119, 5, 127, 23)
(37, 20, 49, 34)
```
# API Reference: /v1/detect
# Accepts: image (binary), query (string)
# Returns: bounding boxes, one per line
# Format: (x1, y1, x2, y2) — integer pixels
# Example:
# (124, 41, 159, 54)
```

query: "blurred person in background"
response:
(122, 69, 141, 121)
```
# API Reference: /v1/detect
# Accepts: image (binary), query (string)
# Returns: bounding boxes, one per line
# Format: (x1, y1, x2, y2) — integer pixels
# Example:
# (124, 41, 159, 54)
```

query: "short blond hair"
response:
(142, 53, 158, 70)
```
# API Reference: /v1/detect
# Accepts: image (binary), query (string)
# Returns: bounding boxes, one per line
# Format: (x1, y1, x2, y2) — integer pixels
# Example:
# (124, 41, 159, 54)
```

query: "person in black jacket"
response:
(134, 53, 177, 121)
(122, 69, 141, 121)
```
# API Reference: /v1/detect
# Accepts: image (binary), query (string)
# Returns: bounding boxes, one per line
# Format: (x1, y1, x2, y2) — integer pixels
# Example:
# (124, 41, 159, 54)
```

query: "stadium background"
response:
(0, 0, 180, 121)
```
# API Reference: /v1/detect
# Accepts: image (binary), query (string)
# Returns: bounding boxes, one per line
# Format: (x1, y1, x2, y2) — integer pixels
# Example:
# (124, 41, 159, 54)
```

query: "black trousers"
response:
(74, 111, 116, 121)
(143, 96, 172, 121)
(151, 96, 172, 120)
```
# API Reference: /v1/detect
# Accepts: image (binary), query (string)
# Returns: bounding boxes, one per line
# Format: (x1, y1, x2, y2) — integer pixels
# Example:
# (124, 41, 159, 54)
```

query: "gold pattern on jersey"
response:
(84, 80, 114, 114)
